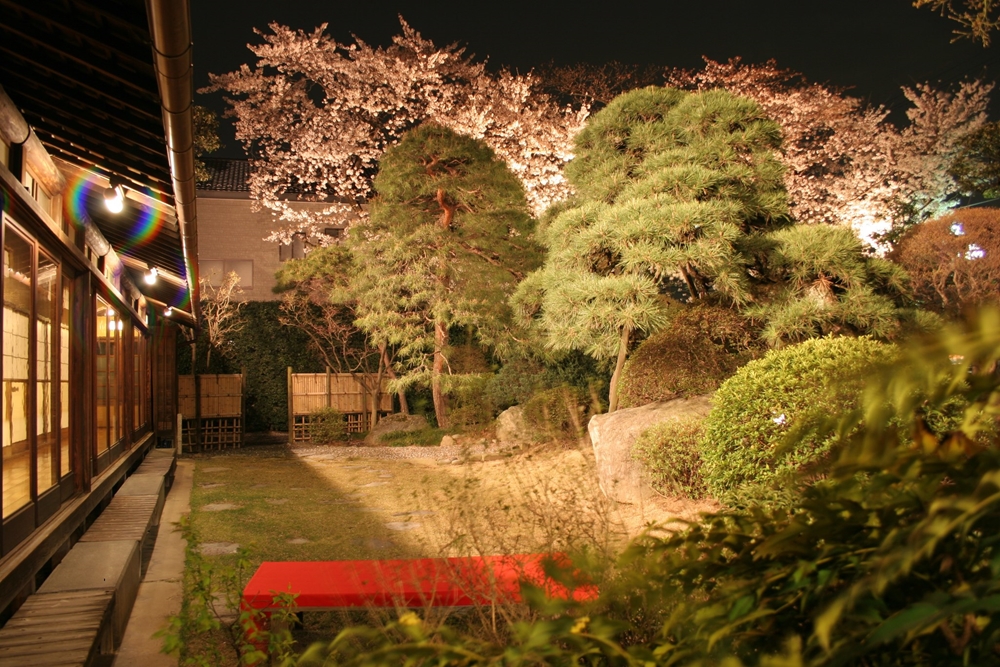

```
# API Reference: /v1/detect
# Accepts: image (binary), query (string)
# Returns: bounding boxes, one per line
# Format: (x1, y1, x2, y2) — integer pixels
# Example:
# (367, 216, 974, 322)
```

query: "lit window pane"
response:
(36, 252, 58, 494)
(3, 224, 32, 517)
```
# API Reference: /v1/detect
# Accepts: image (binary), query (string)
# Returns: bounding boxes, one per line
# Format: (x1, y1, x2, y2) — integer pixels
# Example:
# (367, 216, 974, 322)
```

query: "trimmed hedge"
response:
(309, 407, 346, 444)
(618, 304, 760, 408)
(633, 416, 707, 499)
(701, 335, 898, 504)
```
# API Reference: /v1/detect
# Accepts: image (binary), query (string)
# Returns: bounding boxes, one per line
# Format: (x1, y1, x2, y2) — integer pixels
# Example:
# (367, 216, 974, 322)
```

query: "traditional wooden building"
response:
(0, 0, 198, 617)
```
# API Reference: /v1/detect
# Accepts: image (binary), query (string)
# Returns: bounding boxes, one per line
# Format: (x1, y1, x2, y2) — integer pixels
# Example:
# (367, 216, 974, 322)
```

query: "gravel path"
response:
(291, 442, 512, 461)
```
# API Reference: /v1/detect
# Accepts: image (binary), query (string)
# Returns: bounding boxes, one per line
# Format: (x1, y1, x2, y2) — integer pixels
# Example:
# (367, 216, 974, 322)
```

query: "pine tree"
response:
(515, 87, 916, 412)
(513, 87, 789, 411)
(354, 123, 542, 427)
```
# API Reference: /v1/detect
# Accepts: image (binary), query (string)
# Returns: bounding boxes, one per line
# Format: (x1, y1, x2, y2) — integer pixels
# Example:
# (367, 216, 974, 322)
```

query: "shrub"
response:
(522, 385, 587, 442)
(632, 416, 707, 499)
(485, 356, 547, 410)
(377, 427, 447, 447)
(700, 335, 898, 504)
(487, 351, 609, 414)
(892, 207, 1000, 318)
(308, 407, 346, 444)
(618, 304, 760, 408)
(447, 374, 496, 428)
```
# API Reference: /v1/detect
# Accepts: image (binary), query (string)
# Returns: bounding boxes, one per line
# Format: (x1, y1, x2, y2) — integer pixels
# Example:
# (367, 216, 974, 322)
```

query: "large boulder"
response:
(364, 413, 428, 445)
(494, 406, 531, 445)
(588, 395, 712, 504)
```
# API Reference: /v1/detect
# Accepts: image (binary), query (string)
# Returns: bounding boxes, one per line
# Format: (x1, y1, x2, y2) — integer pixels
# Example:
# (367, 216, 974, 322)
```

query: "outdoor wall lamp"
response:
(104, 177, 125, 213)
(164, 306, 173, 317)
(144, 266, 159, 285)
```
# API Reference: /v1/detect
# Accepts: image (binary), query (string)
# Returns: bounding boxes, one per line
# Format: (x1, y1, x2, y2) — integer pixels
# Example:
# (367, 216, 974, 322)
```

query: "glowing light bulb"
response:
(104, 185, 124, 213)
(144, 267, 158, 285)
(164, 307, 173, 317)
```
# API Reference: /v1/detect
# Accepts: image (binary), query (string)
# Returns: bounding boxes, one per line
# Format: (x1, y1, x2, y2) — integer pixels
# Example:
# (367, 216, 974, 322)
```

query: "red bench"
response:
(241, 554, 596, 643)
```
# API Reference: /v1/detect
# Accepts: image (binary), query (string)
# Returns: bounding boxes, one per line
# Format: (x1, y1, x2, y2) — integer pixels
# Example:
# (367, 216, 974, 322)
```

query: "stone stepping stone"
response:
(287, 537, 311, 545)
(202, 502, 241, 512)
(352, 536, 395, 550)
(391, 510, 436, 517)
(200, 542, 240, 556)
(199, 482, 226, 489)
(201, 467, 229, 473)
(385, 522, 422, 531)
(359, 482, 389, 488)
(266, 498, 290, 505)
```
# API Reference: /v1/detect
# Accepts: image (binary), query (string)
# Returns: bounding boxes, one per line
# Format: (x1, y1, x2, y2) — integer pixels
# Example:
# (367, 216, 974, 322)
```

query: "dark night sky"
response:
(192, 0, 998, 158)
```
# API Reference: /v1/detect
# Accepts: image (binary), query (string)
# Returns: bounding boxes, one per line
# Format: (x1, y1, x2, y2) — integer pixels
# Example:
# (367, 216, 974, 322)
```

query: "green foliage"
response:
(701, 335, 898, 504)
(376, 427, 448, 447)
(309, 407, 346, 444)
(949, 121, 1000, 198)
(192, 105, 221, 184)
(159, 516, 296, 666)
(353, 123, 543, 427)
(292, 310, 1000, 667)
(447, 374, 496, 428)
(486, 350, 609, 414)
(633, 416, 707, 499)
(522, 385, 588, 442)
(513, 86, 789, 370)
(751, 224, 912, 345)
(177, 301, 325, 431)
(619, 304, 761, 407)
(517, 86, 916, 412)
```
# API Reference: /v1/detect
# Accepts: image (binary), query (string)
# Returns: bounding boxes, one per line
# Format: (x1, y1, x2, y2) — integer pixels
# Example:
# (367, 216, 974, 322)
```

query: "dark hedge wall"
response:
(177, 301, 325, 432)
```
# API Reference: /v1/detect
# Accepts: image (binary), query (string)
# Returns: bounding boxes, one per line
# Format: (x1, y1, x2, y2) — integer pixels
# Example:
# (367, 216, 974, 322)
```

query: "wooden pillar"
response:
(194, 373, 202, 452)
(241, 367, 247, 447)
(286, 366, 293, 440)
(325, 366, 332, 409)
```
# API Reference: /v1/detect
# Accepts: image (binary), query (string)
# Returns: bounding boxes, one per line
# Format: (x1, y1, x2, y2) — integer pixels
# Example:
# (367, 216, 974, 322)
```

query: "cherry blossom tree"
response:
(665, 58, 991, 249)
(203, 18, 587, 241)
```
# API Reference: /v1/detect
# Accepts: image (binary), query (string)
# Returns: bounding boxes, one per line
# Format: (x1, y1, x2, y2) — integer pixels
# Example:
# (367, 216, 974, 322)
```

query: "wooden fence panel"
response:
(289, 371, 393, 441)
(178, 374, 244, 451)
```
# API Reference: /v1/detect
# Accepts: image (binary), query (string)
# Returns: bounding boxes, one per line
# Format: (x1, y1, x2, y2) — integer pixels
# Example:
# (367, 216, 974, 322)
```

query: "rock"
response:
(364, 413, 428, 445)
(588, 395, 712, 504)
(495, 406, 531, 445)
(385, 522, 422, 531)
(440, 435, 456, 447)
(199, 542, 240, 556)
(202, 502, 241, 512)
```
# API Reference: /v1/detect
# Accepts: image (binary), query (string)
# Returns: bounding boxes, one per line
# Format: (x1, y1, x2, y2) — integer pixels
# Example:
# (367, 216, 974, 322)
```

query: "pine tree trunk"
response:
(380, 344, 409, 415)
(608, 325, 632, 413)
(432, 320, 449, 428)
